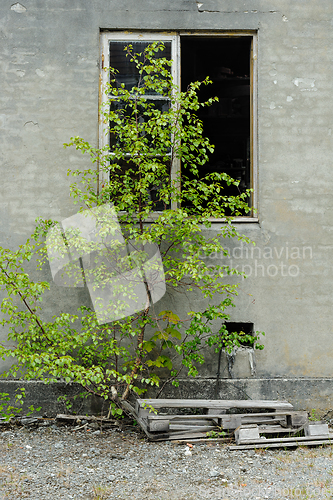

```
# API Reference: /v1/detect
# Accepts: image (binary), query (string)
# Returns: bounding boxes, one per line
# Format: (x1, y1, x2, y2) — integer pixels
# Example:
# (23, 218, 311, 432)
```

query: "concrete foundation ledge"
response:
(0, 380, 104, 417)
(1, 378, 333, 417)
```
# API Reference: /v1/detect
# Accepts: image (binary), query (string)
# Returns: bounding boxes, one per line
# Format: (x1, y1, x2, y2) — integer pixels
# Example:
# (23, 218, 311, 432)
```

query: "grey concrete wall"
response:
(1, 0, 333, 399)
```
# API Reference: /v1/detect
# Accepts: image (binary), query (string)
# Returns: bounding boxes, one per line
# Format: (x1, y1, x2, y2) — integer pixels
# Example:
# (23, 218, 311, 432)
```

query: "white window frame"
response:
(99, 31, 258, 221)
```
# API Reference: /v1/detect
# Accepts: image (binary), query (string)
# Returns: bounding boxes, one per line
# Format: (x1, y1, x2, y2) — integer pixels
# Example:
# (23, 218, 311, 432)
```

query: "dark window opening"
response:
(225, 321, 254, 347)
(181, 37, 252, 209)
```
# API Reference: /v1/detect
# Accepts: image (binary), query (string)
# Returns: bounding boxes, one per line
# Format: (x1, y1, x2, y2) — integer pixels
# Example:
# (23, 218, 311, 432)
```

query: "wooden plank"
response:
(169, 425, 215, 432)
(229, 439, 333, 450)
(145, 411, 299, 421)
(169, 431, 213, 440)
(56, 414, 115, 424)
(146, 414, 225, 420)
(137, 399, 293, 411)
(235, 434, 333, 445)
(147, 421, 215, 433)
(146, 417, 216, 432)
(258, 425, 298, 434)
(169, 419, 215, 426)
(172, 437, 232, 444)
(207, 408, 227, 415)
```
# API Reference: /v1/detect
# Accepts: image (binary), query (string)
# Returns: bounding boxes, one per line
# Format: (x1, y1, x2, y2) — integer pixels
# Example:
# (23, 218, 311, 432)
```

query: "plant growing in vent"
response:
(0, 42, 264, 417)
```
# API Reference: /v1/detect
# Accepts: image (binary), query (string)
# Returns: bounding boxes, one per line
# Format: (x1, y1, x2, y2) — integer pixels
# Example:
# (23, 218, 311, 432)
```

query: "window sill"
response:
(117, 212, 259, 224)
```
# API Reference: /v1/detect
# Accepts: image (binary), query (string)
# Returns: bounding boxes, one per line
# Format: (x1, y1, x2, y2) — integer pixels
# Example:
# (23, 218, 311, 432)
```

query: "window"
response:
(100, 32, 257, 220)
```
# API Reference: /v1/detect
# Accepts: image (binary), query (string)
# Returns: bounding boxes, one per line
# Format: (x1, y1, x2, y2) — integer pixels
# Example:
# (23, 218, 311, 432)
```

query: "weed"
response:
(309, 409, 321, 421)
(91, 484, 113, 500)
(206, 428, 226, 439)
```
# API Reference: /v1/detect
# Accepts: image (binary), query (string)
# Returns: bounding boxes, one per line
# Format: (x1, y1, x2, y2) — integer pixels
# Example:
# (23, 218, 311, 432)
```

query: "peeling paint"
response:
(16, 69, 25, 77)
(196, 3, 279, 14)
(293, 77, 317, 91)
(11, 3, 26, 13)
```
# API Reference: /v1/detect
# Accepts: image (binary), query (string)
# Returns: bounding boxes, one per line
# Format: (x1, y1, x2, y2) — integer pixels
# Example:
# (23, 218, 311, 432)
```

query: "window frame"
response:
(99, 31, 258, 221)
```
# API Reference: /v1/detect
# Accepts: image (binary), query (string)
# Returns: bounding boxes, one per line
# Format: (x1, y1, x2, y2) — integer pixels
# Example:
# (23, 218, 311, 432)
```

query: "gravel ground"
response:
(1, 420, 333, 500)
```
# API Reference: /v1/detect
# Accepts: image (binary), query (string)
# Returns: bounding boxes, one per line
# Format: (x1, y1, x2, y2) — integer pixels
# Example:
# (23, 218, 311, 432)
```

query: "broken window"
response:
(100, 32, 257, 218)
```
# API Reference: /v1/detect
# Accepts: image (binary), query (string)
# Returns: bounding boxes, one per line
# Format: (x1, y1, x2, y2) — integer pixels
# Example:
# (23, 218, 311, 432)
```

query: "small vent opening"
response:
(225, 322, 254, 347)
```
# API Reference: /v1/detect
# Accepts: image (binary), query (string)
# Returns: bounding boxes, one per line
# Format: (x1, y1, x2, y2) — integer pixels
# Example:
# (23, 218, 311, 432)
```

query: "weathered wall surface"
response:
(1, 0, 333, 403)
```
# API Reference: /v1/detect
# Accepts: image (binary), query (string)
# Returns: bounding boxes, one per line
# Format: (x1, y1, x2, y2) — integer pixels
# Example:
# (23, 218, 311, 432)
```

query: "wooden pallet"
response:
(122, 398, 301, 442)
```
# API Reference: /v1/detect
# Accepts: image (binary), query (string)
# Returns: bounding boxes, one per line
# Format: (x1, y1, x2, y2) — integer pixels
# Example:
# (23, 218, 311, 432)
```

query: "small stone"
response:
(209, 469, 220, 478)
(108, 475, 116, 482)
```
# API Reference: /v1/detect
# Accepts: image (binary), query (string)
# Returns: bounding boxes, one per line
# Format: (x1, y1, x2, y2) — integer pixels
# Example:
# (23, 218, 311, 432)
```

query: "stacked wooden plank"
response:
(121, 398, 333, 448)
(122, 398, 298, 442)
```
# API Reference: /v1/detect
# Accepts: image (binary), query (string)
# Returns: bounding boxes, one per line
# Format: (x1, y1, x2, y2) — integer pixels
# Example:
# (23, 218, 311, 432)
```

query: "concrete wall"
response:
(1, 0, 333, 404)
